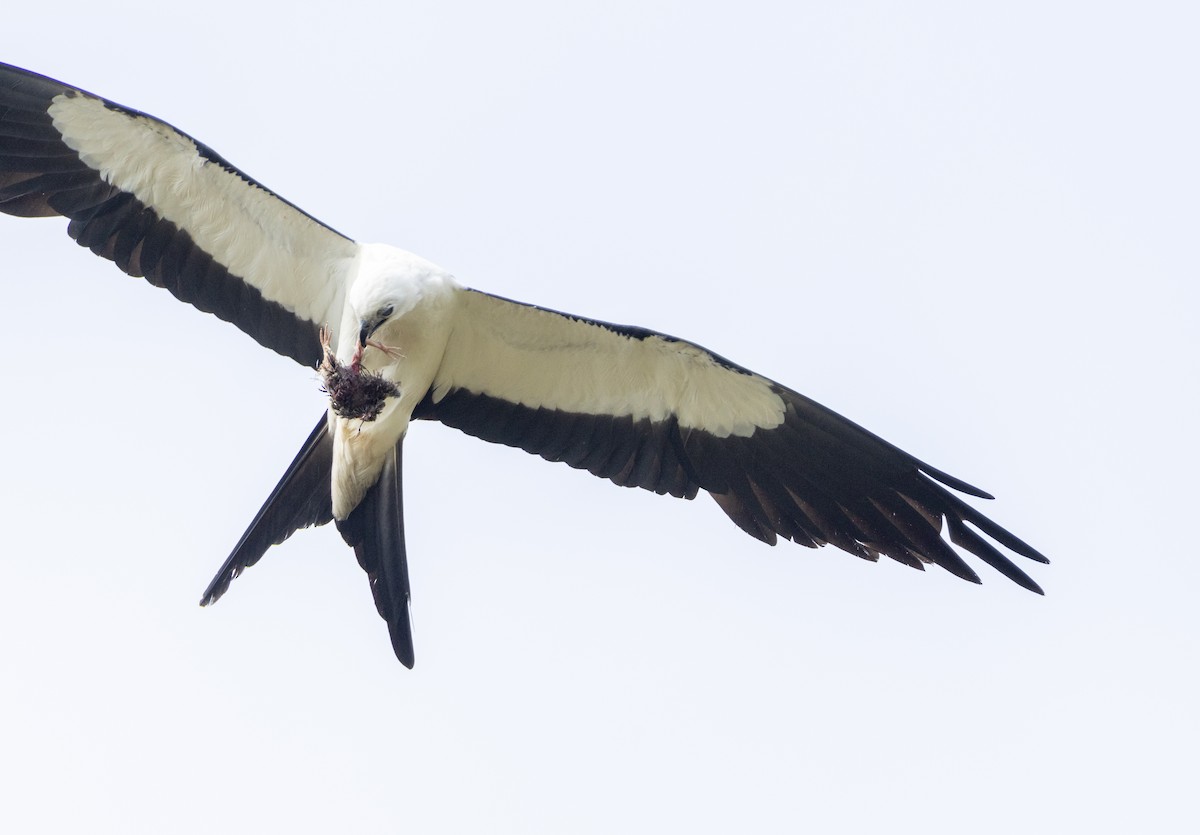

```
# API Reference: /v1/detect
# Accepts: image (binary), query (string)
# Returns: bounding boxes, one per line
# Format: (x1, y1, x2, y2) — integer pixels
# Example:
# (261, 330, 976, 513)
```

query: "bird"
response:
(0, 62, 1047, 668)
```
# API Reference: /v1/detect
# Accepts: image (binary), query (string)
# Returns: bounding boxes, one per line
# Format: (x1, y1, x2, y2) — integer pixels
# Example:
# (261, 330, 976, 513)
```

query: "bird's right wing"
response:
(416, 289, 1048, 592)
(0, 62, 357, 367)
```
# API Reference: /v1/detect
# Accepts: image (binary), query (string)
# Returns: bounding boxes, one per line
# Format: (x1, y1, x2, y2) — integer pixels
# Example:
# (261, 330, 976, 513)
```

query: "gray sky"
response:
(2, 2, 1197, 833)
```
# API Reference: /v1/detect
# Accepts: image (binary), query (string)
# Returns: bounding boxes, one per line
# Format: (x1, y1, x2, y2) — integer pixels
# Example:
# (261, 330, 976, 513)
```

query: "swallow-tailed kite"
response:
(0, 63, 1047, 667)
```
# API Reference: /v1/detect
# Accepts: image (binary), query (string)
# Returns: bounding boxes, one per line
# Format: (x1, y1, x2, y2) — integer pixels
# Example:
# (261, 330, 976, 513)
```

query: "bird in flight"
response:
(0, 62, 1047, 667)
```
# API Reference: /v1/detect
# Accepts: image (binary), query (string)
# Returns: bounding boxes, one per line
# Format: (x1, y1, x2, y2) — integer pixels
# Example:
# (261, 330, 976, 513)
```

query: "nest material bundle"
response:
(318, 329, 401, 422)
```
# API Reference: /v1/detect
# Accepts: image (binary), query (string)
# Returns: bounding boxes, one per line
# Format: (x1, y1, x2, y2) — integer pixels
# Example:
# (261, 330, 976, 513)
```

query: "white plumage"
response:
(433, 290, 787, 435)
(48, 91, 354, 338)
(0, 62, 1048, 668)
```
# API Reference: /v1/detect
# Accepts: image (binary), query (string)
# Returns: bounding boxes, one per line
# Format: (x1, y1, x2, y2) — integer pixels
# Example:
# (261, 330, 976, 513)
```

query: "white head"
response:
(347, 243, 457, 355)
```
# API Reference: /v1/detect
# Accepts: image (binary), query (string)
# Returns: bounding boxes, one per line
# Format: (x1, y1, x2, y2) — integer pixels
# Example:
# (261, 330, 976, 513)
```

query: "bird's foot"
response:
(366, 339, 404, 360)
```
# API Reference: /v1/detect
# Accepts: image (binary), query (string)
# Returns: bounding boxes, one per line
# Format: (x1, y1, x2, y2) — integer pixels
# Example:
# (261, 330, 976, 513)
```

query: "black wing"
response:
(0, 62, 357, 366)
(416, 289, 1048, 592)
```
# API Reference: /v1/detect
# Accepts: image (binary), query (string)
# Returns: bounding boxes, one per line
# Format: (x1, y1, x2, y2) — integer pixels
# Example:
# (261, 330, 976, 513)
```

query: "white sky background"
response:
(2, 2, 1196, 832)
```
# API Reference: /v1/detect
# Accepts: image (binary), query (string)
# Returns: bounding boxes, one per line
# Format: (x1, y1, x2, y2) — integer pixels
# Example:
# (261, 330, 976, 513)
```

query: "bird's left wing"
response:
(0, 63, 357, 366)
(415, 289, 1048, 591)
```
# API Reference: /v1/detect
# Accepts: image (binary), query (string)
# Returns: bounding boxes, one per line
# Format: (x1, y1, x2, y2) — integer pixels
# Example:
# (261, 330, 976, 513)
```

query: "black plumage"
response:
(1, 60, 1049, 669)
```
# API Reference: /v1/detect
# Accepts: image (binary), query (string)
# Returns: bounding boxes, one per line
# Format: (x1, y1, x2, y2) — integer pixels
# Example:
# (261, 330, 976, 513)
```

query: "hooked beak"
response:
(352, 318, 380, 371)
(353, 312, 403, 368)
(358, 316, 383, 350)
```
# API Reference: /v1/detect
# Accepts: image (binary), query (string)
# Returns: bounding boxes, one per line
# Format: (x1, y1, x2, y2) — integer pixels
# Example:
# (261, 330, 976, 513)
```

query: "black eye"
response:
(379, 304, 394, 319)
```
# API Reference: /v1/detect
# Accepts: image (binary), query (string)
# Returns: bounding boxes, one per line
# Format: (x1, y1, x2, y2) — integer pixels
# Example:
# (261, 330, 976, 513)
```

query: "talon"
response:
(366, 339, 404, 360)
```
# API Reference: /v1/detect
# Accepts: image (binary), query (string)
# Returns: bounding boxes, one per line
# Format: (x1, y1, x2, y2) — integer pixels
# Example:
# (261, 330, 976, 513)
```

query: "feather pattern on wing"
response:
(415, 289, 1048, 591)
(0, 60, 1049, 671)
(0, 62, 356, 366)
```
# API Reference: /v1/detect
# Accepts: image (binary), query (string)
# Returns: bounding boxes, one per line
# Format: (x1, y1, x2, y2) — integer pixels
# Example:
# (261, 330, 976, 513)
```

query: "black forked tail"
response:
(336, 439, 415, 668)
(200, 414, 334, 607)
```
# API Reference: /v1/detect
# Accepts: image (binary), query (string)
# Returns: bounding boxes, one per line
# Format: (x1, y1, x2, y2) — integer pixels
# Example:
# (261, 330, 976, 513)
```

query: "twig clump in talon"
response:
(318, 327, 401, 422)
